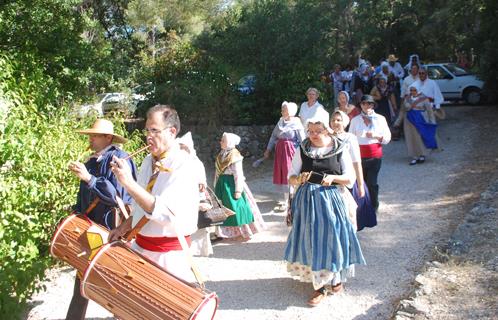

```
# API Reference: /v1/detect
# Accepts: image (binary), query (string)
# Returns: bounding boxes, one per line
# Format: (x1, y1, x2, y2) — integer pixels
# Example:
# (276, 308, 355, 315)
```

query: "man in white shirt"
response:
(412, 67, 444, 110)
(110, 105, 200, 283)
(298, 87, 329, 133)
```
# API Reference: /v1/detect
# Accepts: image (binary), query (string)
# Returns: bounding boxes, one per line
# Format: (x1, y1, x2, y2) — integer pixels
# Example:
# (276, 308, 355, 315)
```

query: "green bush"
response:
(0, 54, 144, 318)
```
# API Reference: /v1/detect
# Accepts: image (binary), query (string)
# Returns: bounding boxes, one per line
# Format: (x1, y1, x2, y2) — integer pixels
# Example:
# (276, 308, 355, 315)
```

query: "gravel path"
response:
(26, 106, 492, 320)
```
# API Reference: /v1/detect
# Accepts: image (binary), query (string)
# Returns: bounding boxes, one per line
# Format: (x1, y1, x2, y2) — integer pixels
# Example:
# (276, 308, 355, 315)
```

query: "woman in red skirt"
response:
(263, 101, 305, 211)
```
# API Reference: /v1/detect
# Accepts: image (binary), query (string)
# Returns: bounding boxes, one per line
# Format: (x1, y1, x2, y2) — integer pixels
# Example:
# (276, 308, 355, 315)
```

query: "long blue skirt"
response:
(407, 109, 438, 149)
(352, 182, 377, 231)
(284, 183, 365, 273)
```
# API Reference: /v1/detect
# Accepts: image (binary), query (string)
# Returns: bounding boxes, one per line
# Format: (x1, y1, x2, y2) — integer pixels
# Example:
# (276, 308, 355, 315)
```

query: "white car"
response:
(73, 102, 104, 118)
(97, 93, 128, 113)
(425, 63, 484, 105)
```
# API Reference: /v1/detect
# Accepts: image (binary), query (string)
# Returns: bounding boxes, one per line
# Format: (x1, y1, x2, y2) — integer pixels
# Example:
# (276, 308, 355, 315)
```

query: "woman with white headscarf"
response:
(404, 54, 421, 73)
(335, 90, 360, 122)
(177, 132, 213, 256)
(351, 63, 374, 106)
(263, 101, 305, 211)
(330, 111, 376, 231)
(403, 85, 438, 165)
(215, 132, 266, 240)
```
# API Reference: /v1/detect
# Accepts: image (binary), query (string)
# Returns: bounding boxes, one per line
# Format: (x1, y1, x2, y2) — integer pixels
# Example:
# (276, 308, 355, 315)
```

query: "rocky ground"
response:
(25, 105, 498, 320)
(393, 105, 498, 320)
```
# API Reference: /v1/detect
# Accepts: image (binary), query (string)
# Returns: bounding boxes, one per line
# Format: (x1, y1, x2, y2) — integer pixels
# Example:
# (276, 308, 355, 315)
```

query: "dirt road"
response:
(26, 105, 498, 320)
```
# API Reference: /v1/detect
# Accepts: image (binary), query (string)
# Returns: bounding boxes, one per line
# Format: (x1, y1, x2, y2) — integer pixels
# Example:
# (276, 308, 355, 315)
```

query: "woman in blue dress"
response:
(284, 118, 366, 306)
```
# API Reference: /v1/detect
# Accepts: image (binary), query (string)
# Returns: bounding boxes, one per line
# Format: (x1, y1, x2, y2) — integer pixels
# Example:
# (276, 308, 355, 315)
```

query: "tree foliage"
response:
(0, 54, 144, 318)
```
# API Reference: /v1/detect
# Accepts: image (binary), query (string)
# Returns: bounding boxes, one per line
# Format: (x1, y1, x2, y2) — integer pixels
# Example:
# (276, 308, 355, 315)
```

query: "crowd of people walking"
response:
(64, 52, 447, 318)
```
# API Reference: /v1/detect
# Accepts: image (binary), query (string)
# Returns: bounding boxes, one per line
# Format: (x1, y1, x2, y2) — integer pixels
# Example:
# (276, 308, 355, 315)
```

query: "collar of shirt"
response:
(87, 144, 116, 162)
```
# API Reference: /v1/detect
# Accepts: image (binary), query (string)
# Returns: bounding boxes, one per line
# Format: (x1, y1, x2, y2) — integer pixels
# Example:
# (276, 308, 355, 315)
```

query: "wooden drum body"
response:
(81, 241, 218, 320)
(50, 214, 109, 273)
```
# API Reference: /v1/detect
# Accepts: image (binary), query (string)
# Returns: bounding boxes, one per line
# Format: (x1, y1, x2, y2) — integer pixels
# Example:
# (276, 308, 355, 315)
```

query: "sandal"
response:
(409, 159, 417, 166)
(307, 289, 327, 307)
(330, 283, 343, 294)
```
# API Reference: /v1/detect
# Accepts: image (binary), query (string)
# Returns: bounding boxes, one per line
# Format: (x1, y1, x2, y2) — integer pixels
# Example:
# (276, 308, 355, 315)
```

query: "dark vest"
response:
(300, 146, 343, 176)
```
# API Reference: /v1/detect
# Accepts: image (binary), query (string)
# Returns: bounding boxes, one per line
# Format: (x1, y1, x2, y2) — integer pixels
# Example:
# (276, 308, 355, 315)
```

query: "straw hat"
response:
(76, 119, 127, 144)
(387, 54, 399, 62)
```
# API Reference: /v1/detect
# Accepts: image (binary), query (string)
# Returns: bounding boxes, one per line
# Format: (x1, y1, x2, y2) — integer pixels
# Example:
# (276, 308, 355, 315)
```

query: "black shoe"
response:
(210, 236, 224, 243)
(391, 126, 401, 141)
(409, 159, 417, 165)
(417, 156, 425, 163)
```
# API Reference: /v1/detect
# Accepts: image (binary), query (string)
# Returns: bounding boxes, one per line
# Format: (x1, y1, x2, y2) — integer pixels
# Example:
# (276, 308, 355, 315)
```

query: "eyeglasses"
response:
(142, 127, 171, 136)
(308, 129, 325, 136)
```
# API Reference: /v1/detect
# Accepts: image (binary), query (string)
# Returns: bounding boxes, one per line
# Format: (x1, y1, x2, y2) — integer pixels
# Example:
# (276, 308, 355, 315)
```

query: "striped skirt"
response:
(284, 183, 366, 289)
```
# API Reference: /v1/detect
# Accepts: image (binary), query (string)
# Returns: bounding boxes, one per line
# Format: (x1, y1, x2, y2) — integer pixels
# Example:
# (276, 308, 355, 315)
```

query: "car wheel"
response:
(464, 88, 481, 105)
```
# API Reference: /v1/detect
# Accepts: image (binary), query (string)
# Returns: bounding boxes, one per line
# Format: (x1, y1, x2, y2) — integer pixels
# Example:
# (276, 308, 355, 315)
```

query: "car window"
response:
(444, 63, 469, 76)
(427, 66, 451, 80)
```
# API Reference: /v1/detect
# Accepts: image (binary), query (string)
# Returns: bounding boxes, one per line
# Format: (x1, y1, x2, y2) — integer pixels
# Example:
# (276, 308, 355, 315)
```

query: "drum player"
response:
(66, 119, 137, 320)
(109, 105, 201, 284)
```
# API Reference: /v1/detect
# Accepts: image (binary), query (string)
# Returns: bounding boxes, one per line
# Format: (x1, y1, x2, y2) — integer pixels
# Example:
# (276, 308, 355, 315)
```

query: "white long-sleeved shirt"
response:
(288, 144, 356, 189)
(298, 101, 329, 130)
(388, 62, 405, 79)
(401, 74, 419, 98)
(413, 78, 444, 109)
(348, 112, 391, 146)
(131, 142, 199, 237)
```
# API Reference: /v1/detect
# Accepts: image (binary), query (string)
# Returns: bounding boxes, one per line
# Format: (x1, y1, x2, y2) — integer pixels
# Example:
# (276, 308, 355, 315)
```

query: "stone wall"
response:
(125, 119, 274, 164)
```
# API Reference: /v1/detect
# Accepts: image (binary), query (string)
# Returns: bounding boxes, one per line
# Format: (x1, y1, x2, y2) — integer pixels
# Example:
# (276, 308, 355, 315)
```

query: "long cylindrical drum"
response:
(50, 214, 109, 273)
(81, 241, 218, 320)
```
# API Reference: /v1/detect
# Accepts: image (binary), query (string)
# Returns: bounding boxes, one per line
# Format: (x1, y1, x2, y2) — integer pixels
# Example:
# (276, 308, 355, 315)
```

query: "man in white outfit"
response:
(110, 104, 199, 283)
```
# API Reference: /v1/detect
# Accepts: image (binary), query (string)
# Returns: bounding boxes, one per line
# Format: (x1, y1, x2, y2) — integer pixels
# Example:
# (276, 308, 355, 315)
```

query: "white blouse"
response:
(298, 101, 329, 129)
(337, 132, 361, 163)
(349, 112, 391, 146)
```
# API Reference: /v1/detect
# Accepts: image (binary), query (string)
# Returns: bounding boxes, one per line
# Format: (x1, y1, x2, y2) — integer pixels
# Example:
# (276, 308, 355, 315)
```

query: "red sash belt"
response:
(360, 143, 383, 158)
(136, 234, 191, 252)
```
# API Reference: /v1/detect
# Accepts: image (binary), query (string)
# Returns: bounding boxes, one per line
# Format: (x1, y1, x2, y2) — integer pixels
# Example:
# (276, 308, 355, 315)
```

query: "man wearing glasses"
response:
(109, 105, 200, 284)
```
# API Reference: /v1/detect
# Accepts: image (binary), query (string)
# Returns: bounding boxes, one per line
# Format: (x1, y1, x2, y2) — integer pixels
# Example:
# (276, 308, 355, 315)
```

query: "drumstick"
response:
(123, 145, 150, 161)
(110, 145, 150, 166)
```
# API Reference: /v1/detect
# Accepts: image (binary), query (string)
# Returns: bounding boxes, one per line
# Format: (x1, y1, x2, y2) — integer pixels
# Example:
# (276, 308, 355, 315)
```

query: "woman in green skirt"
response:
(214, 132, 266, 240)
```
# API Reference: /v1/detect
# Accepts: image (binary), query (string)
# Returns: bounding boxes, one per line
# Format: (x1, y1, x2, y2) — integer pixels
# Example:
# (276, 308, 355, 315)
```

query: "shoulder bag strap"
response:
(167, 206, 206, 289)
